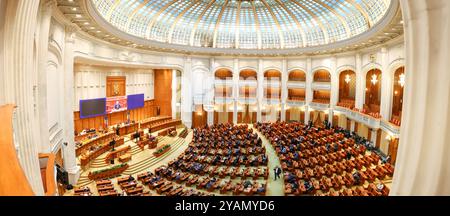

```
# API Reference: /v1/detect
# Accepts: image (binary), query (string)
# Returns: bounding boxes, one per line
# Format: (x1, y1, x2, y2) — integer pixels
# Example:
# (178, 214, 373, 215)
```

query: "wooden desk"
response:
(140, 116, 172, 129)
(79, 137, 124, 167)
(119, 153, 132, 163)
(149, 120, 182, 133)
(104, 145, 130, 164)
(116, 123, 139, 136)
(76, 132, 115, 156)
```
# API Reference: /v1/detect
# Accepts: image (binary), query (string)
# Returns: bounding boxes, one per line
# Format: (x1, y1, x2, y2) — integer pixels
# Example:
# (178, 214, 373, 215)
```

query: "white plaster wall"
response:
(287, 59, 307, 71)
(73, 65, 154, 111)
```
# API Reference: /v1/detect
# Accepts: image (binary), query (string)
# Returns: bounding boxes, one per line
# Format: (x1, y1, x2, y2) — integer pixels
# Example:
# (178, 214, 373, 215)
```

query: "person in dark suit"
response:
(110, 138, 116, 151)
(115, 126, 120, 136)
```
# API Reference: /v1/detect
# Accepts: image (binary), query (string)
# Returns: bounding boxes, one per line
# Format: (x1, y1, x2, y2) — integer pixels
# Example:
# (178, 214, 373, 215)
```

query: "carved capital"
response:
(65, 24, 79, 43)
(40, 0, 56, 14)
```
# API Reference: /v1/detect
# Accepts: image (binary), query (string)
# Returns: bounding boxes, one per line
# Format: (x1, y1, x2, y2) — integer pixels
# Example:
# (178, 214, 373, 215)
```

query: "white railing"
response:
(287, 81, 306, 89)
(311, 82, 331, 90)
(287, 100, 306, 107)
(380, 120, 401, 136)
(263, 98, 281, 105)
(238, 80, 258, 87)
(238, 97, 257, 104)
(310, 102, 330, 110)
(214, 79, 233, 86)
(334, 106, 383, 130)
(214, 97, 234, 104)
(263, 80, 281, 88)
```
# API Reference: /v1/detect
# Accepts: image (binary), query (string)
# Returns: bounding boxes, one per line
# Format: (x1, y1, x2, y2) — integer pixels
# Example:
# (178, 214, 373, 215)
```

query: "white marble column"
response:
(1, 0, 44, 195)
(207, 58, 215, 126)
(257, 59, 264, 122)
(304, 58, 313, 124)
(349, 121, 355, 133)
(355, 53, 364, 110)
(329, 57, 338, 124)
(379, 47, 392, 121)
(233, 58, 239, 124)
(37, 0, 54, 153)
(62, 25, 80, 185)
(281, 59, 288, 121)
(391, 0, 450, 195)
(181, 56, 193, 128)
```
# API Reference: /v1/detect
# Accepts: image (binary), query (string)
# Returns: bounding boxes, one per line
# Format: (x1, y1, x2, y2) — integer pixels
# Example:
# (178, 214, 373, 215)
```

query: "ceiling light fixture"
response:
(399, 73, 405, 87)
(345, 74, 351, 84)
(371, 74, 378, 85)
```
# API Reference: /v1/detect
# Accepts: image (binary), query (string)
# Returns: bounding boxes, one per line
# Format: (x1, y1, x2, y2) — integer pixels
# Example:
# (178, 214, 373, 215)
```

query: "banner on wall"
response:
(106, 96, 127, 114)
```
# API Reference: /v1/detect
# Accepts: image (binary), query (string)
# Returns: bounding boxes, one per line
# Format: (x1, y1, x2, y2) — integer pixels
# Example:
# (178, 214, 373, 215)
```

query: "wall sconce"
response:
(345, 74, 351, 84)
(386, 135, 392, 141)
(371, 74, 378, 85)
(398, 73, 405, 87)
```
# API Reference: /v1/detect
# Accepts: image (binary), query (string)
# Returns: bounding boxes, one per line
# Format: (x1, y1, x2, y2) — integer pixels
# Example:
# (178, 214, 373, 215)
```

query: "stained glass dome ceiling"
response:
(90, 0, 392, 50)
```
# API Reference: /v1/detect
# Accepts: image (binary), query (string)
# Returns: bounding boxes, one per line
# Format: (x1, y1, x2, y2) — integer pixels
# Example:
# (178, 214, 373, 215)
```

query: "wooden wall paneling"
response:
(106, 76, 126, 97)
(228, 112, 234, 124)
(154, 69, 172, 116)
(376, 129, 382, 149)
(214, 112, 219, 124)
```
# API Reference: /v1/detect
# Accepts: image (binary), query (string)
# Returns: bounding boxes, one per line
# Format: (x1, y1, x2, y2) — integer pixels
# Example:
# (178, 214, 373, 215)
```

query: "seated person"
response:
(243, 180, 252, 188)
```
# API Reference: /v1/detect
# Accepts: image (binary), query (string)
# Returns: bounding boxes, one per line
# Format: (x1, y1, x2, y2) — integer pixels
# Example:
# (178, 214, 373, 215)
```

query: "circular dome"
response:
(91, 0, 393, 51)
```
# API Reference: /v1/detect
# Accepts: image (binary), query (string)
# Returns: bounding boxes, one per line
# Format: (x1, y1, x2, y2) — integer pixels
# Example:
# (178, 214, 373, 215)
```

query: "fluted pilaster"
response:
(1, 0, 44, 195)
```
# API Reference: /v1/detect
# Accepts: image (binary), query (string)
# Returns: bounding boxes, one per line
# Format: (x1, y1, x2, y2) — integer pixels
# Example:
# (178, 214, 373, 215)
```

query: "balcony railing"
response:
(380, 120, 401, 136)
(214, 79, 233, 86)
(310, 102, 330, 110)
(311, 82, 331, 90)
(214, 97, 234, 104)
(238, 80, 258, 87)
(263, 80, 281, 88)
(287, 81, 306, 89)
(263, 98, 281, 105)
(287, 100, 306, 107)
(334, 106, 384, 130)
(238, 97, 257, 104)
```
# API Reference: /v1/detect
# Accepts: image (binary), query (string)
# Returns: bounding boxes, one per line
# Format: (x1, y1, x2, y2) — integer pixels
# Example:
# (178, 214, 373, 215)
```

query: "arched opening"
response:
(239, 69, 257, 80)
(239, 69, 257, 99)
(214, 69, 233, 124)
(214, 69, 233, 98)
(364, 68, 382, 117)
(288, 70, 306, 81)
(338, 70, 356, 108)
(288, 70, 306, 101)
(313, 69, 331, 82)
(312, 69, 331, 104)
(264, 69, 281, 100)
(391, 66, 405, 126)
(215, 68, 233, 80)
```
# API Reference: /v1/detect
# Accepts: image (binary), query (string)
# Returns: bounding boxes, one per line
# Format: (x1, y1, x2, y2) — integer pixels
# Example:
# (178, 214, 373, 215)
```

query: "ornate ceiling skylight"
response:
(90, 0, 392, 50)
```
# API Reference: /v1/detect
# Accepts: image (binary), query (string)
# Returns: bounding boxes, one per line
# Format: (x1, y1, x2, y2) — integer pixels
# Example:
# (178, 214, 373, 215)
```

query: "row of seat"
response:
(255, 121, 394, 196)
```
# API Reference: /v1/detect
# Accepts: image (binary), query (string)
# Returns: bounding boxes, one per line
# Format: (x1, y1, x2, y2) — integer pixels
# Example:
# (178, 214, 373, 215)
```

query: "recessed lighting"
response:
(84, 22, 89, 25)
(72, 7, 77, 11)
(75, 14, 81, 18)
(96, 30, 101, 33)
(90, 27, 95, 29)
